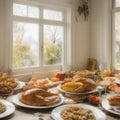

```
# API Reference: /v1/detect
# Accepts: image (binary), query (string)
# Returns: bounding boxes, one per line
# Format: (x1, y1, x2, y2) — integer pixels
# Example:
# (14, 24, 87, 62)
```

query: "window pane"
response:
(115, 0, 120, 7)
(43, 9, 63, 21)
(114, 12, 120, 65)
(43, 25, 64, 65)
(13, 3, 27, 17)
(13, 22, 39, 68)
(28, 6, 39, 18)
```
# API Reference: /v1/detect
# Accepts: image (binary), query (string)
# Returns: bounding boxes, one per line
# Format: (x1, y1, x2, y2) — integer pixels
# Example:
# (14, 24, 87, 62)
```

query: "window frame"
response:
(8, 0, 72, 75)
(112, 0, 120, 70)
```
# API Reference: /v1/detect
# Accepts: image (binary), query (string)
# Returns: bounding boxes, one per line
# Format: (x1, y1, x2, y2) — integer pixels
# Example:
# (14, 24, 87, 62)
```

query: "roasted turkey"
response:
(20, 88, 60, 106)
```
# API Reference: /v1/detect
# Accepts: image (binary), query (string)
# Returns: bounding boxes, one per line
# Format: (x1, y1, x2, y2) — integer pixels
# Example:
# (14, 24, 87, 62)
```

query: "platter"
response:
(0, 87, 14, 96)
(0, 99, 15, 118)
(57, 84, 99, 95)
(105, 77, 120, 93)
(51, 104, 106, 120)
(0, 81, 25, 96)
(101, 94, 120, 115)
(12, 93, 64, 109)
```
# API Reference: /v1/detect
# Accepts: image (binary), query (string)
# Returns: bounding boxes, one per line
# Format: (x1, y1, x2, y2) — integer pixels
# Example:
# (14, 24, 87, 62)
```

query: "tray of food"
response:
(101, 94, 120, 115)
(0, 73, 25, 95)
(12, 88, 64, 109)
(0, 99, 15, 118)
(58, 78, 98, 95)
(51, 104, 106, 120)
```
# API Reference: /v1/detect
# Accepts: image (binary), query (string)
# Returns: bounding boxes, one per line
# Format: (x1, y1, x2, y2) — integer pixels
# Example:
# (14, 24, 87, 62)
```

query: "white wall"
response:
(71, 0, 89, 70)
(72, 18, 89, 70)
(89, 0, 112, 69)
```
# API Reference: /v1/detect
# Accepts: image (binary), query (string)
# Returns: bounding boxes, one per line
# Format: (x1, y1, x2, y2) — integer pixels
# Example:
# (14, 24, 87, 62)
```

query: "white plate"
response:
(101, 94, 120, 115)
(0, 81, 25, 96)
(57, 84, 99, 95)
(12, 93, 64, 109)
(0, 99, 15, 118)
(51, 104, 106, 120)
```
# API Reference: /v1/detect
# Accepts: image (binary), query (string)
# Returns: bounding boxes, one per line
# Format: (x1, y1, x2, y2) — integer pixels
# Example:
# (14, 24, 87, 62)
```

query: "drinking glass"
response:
(97, 86, 104, 109)
(99, 64, 104, 71)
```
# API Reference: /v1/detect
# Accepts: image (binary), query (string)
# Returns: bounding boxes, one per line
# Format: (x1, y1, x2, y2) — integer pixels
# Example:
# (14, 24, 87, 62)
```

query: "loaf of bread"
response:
(20, 88, 60, 106)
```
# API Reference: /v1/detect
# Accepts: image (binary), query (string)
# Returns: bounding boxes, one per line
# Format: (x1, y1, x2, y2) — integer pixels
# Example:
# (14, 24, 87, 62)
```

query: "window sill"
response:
(11, 66, 62, 81)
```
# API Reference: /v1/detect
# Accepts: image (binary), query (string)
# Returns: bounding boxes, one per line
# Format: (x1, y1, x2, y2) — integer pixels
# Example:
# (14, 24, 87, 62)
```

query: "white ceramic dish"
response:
(0, 99, 15, 118)
(51, 104, 106, 120)
(57, 84, 99, 95)
(12, 93, 64, 109)
(101, 94, 120, 115)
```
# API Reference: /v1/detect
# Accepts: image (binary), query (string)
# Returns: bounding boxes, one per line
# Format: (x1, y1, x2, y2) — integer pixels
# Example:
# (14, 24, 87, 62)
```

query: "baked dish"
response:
(51, 72, 67, 82)
(75, 78, 97, 91)
(61, 82, 84, 93)
(61, 78, 96, 93)
(0, 73, 17, 88)
(98, 79, 114, 87)
(99, 70, 112, 79)
(73, 70, 95, 79)
(108, 95, 120, 105)
(54, 72, 66, 80)
(23, 78, 60, 90)
(114, 73, 120, 79)
(20, 88, 60, 106)
(0, 102, 6, 114)
(61, 106, 96, 120)
(108, 83, 120, 93)
(0, 85, 13, 95)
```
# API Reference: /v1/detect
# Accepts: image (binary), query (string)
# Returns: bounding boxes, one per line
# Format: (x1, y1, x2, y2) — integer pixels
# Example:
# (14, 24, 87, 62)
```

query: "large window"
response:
(112, 0, 120, 69)
(11, 1, 71, 73)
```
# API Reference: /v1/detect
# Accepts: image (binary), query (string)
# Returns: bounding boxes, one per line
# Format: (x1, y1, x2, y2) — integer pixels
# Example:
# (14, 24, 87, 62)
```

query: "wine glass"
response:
(99, 63, 104, 72)
(104, 85, 108, 95)
(97, 86, 104, 97)
(97, 86, 104, 109)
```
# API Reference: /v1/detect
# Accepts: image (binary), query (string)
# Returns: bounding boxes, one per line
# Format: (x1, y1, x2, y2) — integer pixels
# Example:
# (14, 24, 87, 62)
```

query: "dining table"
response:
(1, 87, 120, 120)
